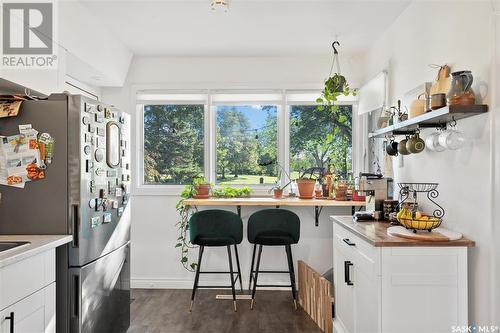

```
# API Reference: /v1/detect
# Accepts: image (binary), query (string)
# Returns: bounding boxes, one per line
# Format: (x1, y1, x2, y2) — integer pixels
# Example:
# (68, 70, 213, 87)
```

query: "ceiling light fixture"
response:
(211, 0, 229, 12)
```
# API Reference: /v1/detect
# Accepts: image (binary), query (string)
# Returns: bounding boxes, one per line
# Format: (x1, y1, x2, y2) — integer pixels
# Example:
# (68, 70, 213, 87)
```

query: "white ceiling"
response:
(78, 0, 410, 57)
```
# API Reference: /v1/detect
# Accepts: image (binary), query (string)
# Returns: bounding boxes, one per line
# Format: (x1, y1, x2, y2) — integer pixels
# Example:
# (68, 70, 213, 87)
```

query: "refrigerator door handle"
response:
(71, 204, 79, 247)
(70, 273, 81, 332)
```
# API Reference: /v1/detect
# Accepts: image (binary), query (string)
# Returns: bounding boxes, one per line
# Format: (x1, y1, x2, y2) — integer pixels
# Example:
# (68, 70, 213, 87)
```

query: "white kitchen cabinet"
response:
(332, 217, 471, 333)
(0, 249, 56, 333)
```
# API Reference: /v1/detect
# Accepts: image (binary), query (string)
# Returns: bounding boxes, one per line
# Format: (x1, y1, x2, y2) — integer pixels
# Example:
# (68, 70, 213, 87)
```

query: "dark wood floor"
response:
(128, 289, 322, 333)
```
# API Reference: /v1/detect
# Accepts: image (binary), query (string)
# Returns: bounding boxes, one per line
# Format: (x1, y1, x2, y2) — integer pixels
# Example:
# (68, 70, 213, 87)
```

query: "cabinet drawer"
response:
(0, 283, 55, 333)
(0, 249, 55, 311)
(333, 224, 381, 277)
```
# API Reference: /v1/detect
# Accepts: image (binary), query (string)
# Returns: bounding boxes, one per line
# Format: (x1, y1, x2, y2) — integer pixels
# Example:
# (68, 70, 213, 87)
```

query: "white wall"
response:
(492, 0, 500, 324)
(360, 1, 497, 324)
(102, 55, 364, 288)
(58, 1, 133, 87)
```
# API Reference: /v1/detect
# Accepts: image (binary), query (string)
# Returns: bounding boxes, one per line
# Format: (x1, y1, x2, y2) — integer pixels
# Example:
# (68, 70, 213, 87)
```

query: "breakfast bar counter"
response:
(183, 197, 366, 226)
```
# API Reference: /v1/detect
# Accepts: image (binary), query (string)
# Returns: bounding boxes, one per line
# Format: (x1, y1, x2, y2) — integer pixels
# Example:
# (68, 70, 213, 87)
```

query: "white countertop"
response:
(0, 235, 72, 268)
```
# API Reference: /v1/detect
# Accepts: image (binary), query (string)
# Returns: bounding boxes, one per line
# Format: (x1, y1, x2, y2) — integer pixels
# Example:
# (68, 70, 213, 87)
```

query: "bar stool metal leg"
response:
(227, 245, 237, 312)
(248, 244, 256, 291)
(189, 245, 204, 312)
(233, 244, 243, 292)
(250, 245, 263, 310)
(285, 245, 298, 310)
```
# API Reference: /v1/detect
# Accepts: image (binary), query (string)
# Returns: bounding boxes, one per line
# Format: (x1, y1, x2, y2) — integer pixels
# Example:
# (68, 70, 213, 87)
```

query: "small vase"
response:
(273, 189, 283, 199)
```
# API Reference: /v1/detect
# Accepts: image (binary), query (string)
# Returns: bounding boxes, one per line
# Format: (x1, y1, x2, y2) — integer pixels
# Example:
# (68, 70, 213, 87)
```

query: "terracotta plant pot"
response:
(195, 184, 211, 197)
(297, 179, 315, 198)
(273, 188, 283, 199)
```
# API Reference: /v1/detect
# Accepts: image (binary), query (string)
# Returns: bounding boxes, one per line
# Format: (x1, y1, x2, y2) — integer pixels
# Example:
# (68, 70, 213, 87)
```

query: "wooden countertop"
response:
(183, 197, 366, 207)
(331, 216, 475, 247)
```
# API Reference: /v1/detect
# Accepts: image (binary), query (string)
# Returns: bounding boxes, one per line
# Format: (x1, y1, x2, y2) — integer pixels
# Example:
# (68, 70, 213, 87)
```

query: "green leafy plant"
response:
(268, 163, 292, 192)
(175, 181, 253, 272)
(212, 185, 253, 198)
(316, 73, 357, 109)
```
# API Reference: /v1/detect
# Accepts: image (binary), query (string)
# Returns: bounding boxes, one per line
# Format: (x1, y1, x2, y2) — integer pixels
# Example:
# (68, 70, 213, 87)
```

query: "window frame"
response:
(211, 102, 283, 190)
(135, 93, 210, 195)
(133, 88, 358, 196)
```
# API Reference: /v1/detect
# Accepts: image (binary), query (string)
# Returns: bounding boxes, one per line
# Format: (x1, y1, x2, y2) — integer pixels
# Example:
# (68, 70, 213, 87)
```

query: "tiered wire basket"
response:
(397, 182, 445, 233)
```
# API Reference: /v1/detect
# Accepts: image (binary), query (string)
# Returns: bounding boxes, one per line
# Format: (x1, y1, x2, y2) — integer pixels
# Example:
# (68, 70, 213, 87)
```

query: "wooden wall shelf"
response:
(369, 105, 488, 138)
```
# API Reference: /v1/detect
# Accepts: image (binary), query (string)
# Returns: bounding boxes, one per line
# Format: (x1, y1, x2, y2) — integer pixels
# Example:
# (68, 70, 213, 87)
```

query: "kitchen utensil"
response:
(438, 126, 465, 150)
(429, 64, 451, 96)
(425, 131, 446, 152)
(409, 93, 426, 118)
(430, 93, 447, 110)
(406, 132, 425, 153)
(398, 136, 411, 155)
(447, 70, 475, 106)
(386, 139, 399, 156)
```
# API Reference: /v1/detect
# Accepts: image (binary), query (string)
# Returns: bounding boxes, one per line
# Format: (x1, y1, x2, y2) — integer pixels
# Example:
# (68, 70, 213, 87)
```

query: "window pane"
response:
(216, 105, 277, 185)
(290, 105, 352, 179)
(143, 104, 204, 185)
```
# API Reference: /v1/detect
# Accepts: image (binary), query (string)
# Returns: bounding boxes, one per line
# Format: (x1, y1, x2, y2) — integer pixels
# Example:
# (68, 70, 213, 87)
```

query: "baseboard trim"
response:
(131, 277, 292, 290)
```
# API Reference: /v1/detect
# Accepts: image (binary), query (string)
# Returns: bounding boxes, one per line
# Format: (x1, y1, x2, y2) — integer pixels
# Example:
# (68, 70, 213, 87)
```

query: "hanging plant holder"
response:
(327, 41, 346, 93)
(317, 40, 356, 107)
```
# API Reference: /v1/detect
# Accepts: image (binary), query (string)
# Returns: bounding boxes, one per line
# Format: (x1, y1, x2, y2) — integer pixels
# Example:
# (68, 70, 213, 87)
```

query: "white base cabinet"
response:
(0, 250, 56, 333)
(333, 223, 468, 333)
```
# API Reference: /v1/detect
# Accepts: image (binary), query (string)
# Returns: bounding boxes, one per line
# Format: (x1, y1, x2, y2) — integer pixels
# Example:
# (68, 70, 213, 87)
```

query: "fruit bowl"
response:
(397, 216, 442, 232)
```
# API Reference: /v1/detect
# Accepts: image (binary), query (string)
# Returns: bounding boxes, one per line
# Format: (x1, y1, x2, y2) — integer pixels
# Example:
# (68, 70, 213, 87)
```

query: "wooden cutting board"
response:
(387, 226, 463, 242)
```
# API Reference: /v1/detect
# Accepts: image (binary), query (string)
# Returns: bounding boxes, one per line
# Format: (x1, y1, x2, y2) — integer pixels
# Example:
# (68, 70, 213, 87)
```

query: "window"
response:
(289, 104, 352, 179)
(143, 103, 205, 185)
(215, 105, 278, 185)
(136, 90, 356, 192)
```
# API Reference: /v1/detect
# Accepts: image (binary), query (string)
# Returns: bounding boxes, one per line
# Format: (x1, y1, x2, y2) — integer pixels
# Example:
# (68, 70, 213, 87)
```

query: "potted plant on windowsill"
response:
(269, 180, 291, 199)
(268, 163, 292, 199)
(296, 177, 316, 199)
(192, 176, 211, 198)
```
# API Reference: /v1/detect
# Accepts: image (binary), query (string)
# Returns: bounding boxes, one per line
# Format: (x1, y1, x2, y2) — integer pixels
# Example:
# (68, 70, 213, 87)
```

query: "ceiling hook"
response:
(332, 41, 340, 54)
(451, 116, 457, 128)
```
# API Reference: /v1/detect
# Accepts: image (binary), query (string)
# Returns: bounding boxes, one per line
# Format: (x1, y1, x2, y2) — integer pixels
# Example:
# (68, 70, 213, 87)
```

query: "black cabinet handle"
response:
(5, 312, 14, 333)
(343, 238, 356, 246)
(344, 261, 354, 286)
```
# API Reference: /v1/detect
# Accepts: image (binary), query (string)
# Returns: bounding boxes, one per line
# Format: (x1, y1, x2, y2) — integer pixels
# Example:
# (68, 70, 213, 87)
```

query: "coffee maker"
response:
(358, 173, 394, 211)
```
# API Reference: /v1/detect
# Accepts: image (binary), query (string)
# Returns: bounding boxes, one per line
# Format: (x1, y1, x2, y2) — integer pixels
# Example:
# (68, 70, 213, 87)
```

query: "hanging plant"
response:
(316, 41, 357, 109)
(175, 177, 209, 272)
(175, 178, 253, 272)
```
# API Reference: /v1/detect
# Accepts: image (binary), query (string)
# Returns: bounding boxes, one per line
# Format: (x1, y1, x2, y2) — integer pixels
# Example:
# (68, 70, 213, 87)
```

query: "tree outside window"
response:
(143, 104, 204, 185)
(216, 105, 277, 185)
(290, 105, 352, 179)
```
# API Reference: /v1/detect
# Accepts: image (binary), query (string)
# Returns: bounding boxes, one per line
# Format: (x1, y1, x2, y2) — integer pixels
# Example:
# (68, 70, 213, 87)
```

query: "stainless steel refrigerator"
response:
(0, 92, 131, 333)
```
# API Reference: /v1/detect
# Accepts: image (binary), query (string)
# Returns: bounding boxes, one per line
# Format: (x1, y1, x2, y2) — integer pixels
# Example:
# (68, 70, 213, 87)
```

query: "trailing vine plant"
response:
(175, 178, 253, 272)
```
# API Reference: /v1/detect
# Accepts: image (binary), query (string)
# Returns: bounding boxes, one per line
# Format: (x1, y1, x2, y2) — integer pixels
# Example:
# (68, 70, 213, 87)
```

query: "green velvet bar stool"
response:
(247, 209, 300, 310)
(189, 209, 243, 312)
